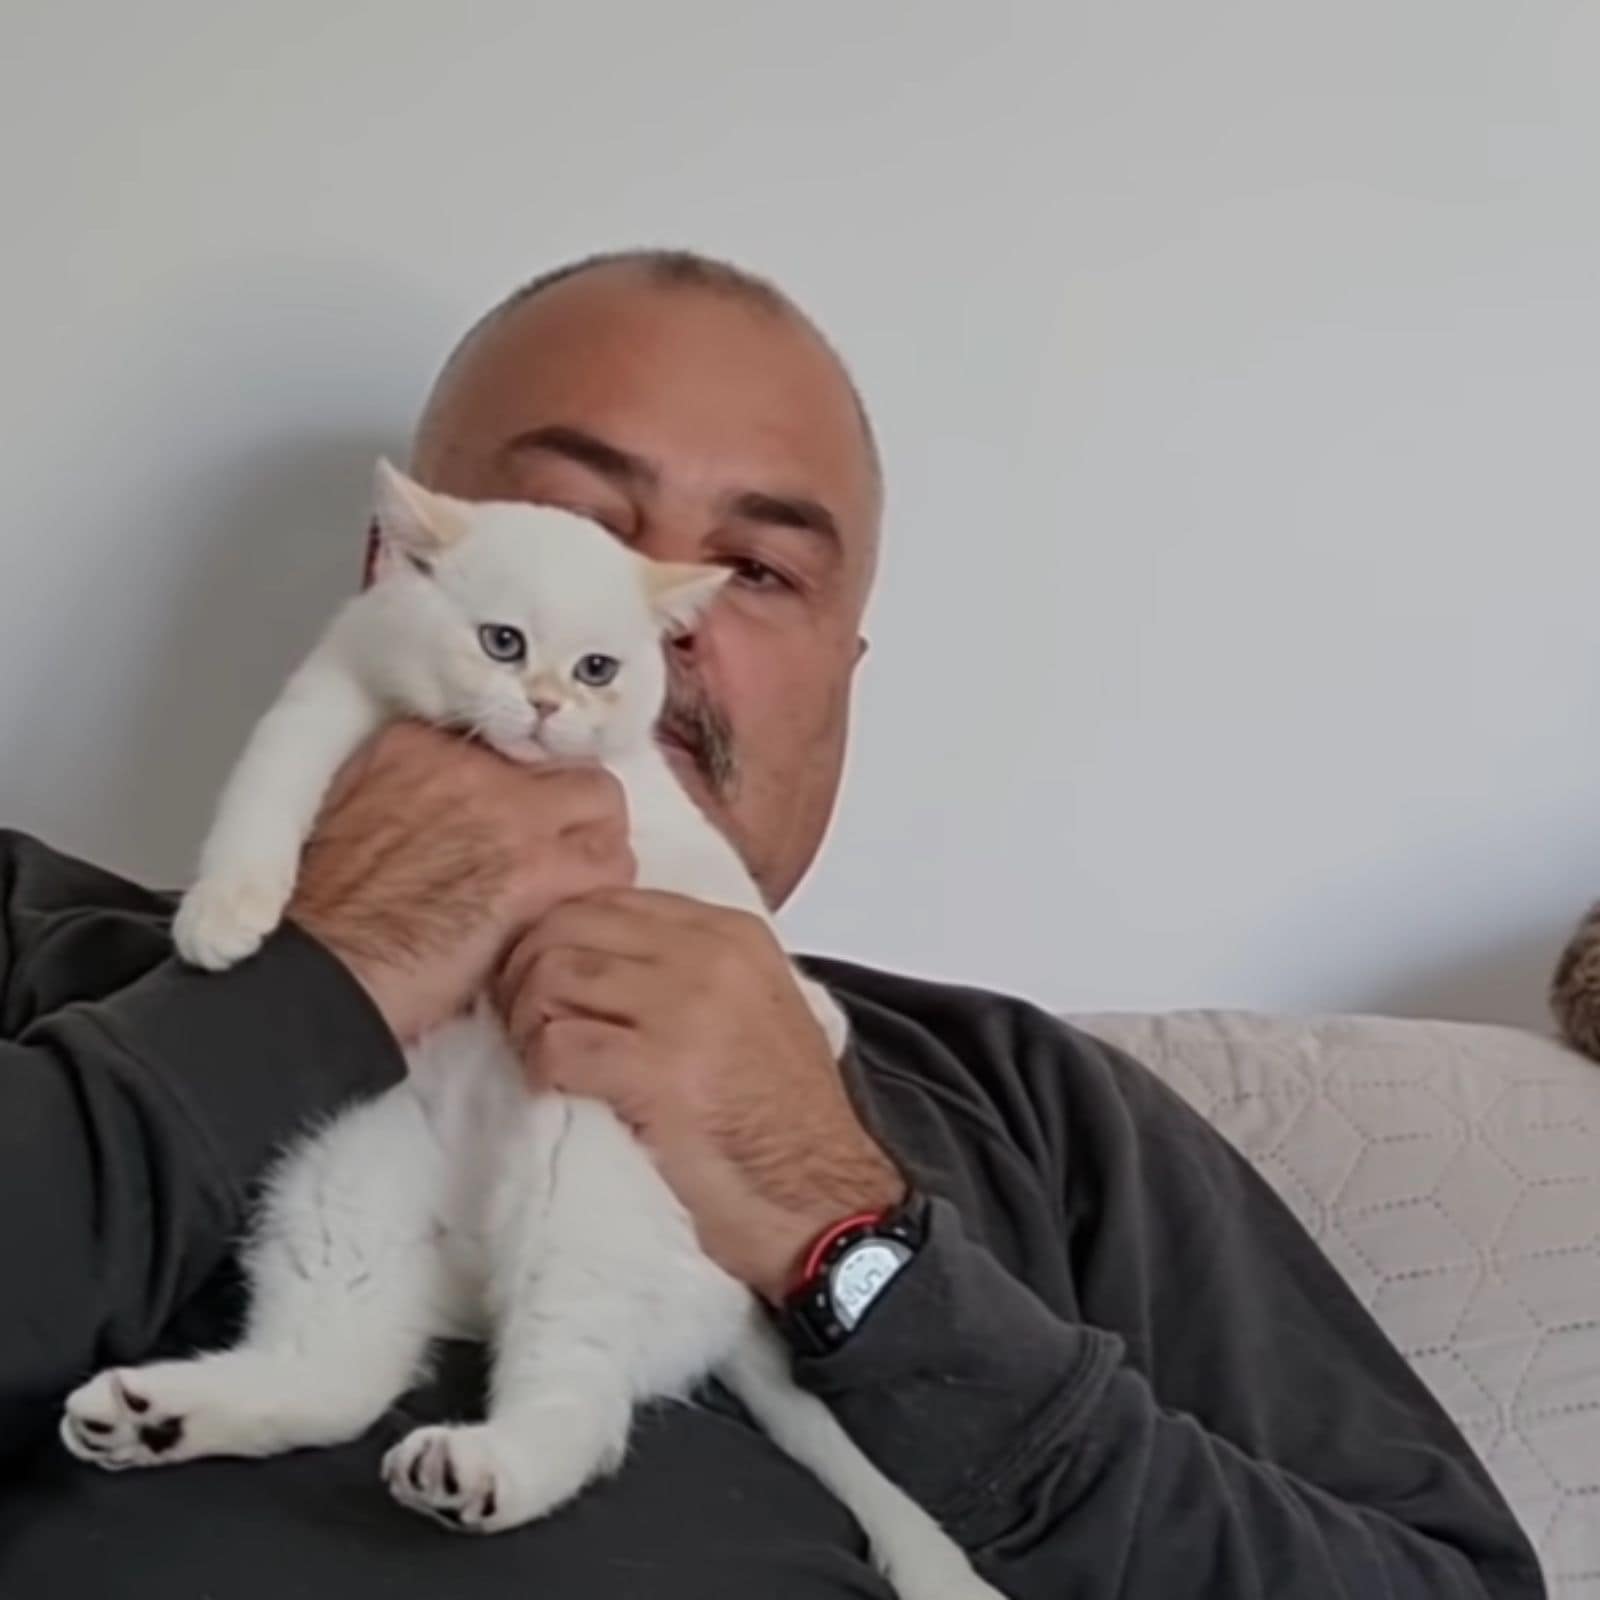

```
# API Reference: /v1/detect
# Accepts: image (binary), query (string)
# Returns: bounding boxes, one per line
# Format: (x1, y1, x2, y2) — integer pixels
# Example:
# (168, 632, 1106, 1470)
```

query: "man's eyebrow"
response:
(725, 489, 841, 549)
(501, 425, 659, 490)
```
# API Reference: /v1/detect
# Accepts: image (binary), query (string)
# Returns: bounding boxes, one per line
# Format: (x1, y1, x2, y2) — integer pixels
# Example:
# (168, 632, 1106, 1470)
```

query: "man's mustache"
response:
(657, 687, 737, 796)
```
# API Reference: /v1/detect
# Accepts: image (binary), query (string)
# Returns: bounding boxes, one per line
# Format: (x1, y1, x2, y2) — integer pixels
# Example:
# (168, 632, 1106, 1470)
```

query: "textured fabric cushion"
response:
(1068, 1009, 1600, 1599)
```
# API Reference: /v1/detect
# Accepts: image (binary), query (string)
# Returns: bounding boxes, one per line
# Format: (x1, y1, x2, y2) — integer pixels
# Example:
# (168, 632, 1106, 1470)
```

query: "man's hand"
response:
(493, 891, 906, 1302)
(290, 724, 633, 1043)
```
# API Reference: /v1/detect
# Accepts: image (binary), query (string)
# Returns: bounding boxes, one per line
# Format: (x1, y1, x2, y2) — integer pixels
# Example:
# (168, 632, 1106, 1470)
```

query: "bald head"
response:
(409, 252, 881, 905)
(418, 250, 881, 502)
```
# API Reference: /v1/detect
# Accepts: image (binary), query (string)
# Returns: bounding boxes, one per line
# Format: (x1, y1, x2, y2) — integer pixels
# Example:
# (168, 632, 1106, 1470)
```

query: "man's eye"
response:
(727, 558, 793, 592)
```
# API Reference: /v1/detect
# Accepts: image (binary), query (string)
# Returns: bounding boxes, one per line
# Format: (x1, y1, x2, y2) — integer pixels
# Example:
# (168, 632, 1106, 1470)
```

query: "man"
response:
(0, 252, 1543, 1598)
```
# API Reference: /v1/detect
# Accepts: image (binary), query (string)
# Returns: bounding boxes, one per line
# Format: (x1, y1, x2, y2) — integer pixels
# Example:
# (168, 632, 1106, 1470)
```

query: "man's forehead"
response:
(415, 271, 880, 530)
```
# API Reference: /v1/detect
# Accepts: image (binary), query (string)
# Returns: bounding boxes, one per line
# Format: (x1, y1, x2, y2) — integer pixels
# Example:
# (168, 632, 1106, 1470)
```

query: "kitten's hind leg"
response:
(62, 1088, 449, 1470)
(385, 1095, 742, 1534)
(719, 1317, 1003, 1600)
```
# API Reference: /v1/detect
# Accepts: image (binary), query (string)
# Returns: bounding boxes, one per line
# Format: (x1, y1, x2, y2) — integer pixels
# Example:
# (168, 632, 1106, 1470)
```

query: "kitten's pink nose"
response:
(531, 697, 560, 720)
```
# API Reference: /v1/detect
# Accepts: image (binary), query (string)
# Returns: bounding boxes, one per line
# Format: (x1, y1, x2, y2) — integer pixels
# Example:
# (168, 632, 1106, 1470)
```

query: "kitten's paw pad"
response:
(173, 873, 290, 970)
(60, 1371, 190, 1470)
(383, 1426, 520, 1534)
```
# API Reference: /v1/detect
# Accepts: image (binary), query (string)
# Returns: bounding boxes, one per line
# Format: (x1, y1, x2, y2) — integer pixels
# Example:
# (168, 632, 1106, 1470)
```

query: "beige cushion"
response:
(1068, 1009, 1600, 1598)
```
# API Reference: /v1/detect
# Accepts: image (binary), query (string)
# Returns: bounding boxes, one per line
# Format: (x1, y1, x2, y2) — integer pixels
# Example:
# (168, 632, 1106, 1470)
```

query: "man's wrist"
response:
(776, 1191, 928, 1354)
(785, 1196, 1118, 1547)
(758, 1161, 910, 1306)
(285, 913, 415, 1043)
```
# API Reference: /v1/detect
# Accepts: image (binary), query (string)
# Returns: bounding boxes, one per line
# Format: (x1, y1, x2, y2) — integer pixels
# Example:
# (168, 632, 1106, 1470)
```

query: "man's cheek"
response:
(709, 637, 806, 729)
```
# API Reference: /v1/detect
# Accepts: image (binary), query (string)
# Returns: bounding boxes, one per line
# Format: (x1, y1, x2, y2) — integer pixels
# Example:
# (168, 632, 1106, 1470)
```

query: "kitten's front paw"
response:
(383, 1425, 526, 1534)
(61, 1370, 191, 1471)
(174, 871, 291, 970)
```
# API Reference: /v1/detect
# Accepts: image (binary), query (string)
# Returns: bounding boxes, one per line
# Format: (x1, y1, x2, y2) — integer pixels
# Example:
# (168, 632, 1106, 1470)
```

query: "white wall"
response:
(2, 0, 1596, 1028)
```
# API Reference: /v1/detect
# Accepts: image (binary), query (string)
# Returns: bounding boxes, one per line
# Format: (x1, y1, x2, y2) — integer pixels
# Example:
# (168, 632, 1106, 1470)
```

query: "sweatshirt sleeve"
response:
(0, 830, 406, 1453)
(792, 1007, 1545, 1600)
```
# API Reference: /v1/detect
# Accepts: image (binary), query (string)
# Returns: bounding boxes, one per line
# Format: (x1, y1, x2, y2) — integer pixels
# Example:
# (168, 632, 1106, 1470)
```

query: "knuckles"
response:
(366, 725, 628, 830)
(556, 765, 628, 818)
(691, 911, 777, 987)
(537, 1017, 623, 1084)
(528, 946, 608, 994)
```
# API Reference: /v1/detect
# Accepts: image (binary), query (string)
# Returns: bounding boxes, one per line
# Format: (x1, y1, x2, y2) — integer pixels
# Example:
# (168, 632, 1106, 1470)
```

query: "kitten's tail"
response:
(717, 1320, 1003, 1600)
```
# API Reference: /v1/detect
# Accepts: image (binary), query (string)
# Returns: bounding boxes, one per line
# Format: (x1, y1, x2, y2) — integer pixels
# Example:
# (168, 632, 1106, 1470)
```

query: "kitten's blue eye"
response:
(573, 653, 620, 687)
(478, 624, 527, 663)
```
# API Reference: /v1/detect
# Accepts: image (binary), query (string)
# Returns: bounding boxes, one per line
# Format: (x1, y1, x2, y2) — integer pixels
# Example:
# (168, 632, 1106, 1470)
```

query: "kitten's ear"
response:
(643, 561, 731, 635)
(371, 458, 470, 571)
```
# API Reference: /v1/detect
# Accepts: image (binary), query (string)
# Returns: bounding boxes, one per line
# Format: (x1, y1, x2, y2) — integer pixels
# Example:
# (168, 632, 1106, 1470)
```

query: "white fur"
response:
(63, 467, 998, 1600)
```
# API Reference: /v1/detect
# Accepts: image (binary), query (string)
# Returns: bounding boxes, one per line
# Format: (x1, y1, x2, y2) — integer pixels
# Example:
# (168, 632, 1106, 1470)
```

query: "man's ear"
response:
(642, 560, 732, 635)
(371, 458, 470, 572)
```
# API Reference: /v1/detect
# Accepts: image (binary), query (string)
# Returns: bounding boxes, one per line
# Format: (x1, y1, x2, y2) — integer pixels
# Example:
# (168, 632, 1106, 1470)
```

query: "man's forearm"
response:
(792, 1199, 1543, 1599)
(0, 859, 405, 1458)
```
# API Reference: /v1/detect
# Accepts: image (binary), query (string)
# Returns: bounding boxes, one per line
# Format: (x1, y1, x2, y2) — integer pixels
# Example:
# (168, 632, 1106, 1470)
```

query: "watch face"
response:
(830, 1239, 912, 1330)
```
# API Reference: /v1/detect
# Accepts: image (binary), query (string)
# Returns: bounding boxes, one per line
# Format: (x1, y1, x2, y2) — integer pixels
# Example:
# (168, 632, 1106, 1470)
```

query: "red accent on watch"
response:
(791, 1209, 890, 1298)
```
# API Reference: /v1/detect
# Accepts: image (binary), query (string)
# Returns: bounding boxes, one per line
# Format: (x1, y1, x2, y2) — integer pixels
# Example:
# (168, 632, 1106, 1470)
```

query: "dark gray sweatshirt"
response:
(0, 830, 1544, 1598)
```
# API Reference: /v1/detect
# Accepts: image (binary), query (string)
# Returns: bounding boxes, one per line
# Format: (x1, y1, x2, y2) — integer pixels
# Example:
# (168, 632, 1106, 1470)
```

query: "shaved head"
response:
(409, 252, 882, 905)
(419, 250, 881, 499)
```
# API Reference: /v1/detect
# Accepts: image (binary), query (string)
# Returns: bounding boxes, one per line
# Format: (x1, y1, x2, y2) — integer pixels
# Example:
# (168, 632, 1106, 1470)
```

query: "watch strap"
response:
(780, 1194, 927, 1355)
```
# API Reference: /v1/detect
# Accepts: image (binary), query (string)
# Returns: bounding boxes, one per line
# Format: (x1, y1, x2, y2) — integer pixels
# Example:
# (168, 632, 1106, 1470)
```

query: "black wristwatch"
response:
(779, 1194, 928, 1355)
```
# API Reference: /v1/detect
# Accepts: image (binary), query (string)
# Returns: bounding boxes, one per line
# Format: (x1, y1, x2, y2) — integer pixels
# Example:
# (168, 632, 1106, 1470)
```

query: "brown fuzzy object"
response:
(1550, 901, 1600, 1061)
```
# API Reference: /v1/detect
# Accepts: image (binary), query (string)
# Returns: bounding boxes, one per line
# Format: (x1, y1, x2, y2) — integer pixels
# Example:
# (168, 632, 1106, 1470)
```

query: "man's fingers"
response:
(530, 1017, 649, 1121)
(500, 944, 651, 1036)
(511, 899, 675, 968)
(524, 889, 768, 957)
(587, 889, 768, 933)
(500, 951, 591, 1051)
(496, 926, 554, 1016)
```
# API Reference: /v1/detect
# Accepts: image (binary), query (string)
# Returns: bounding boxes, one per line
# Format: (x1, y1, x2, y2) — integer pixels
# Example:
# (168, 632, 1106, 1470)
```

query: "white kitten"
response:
(61, 463, 998, 1600)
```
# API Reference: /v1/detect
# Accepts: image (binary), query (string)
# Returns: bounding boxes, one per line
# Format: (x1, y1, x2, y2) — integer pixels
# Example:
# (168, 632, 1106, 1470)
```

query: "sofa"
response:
(1068, 1010, 1600, 1598)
